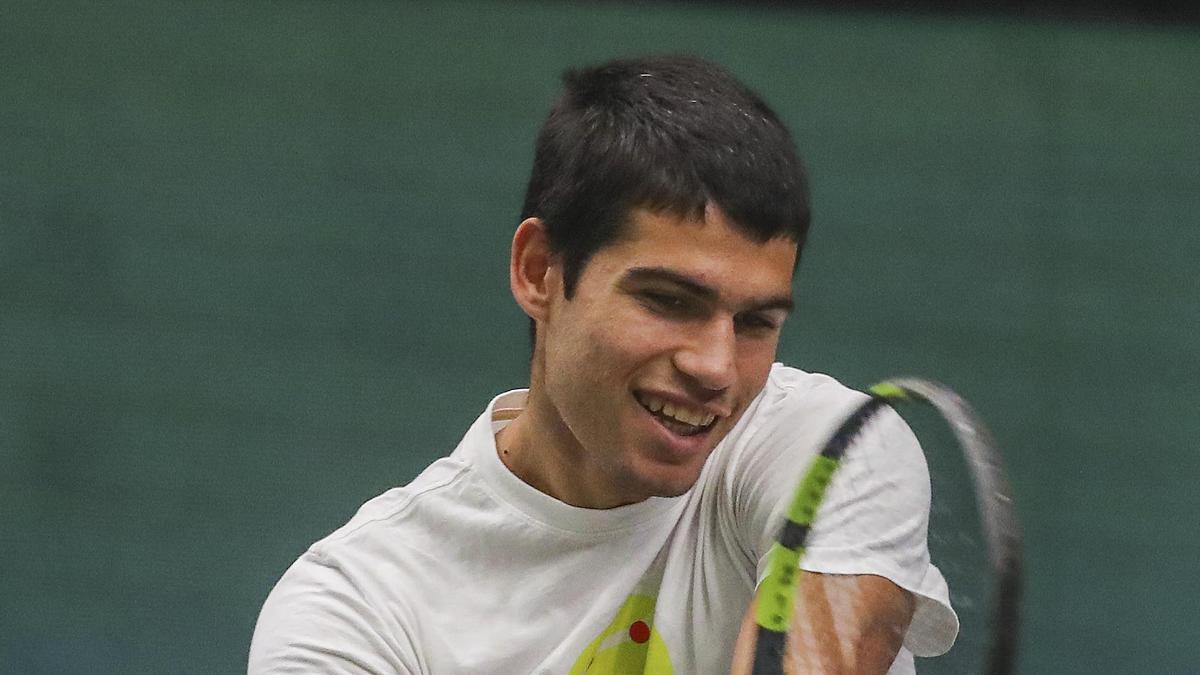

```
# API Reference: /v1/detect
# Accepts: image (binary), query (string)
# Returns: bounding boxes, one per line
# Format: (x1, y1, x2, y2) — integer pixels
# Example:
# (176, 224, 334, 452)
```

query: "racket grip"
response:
(750, 629, 786, 675)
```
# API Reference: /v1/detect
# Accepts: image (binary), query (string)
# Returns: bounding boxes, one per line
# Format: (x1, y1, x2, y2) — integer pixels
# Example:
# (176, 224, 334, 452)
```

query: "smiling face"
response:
(505, 205, 798, 508)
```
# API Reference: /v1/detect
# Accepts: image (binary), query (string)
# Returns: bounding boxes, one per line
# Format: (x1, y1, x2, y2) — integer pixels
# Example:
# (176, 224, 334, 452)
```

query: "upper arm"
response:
(730, 573, 914, 675)
(249, 551, 420, 675)
(722, 374, 955, 666)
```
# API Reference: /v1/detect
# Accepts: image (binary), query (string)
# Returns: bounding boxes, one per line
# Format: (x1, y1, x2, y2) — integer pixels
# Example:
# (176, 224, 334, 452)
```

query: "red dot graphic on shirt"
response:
(629, 620, 650, 644)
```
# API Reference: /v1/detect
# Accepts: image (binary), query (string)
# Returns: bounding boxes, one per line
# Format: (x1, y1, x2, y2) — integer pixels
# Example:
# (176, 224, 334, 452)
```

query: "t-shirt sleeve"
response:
(248, 548, 422, 674)
(727, 374, 959, 657)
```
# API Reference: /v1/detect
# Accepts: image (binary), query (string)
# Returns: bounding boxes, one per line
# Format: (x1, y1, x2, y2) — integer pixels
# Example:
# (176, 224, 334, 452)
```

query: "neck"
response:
(496, 385, 637, 510)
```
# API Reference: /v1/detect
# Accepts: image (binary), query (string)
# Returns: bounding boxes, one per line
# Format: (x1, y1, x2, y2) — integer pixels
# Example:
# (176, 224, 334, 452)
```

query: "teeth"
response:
(637, 393, 716, 429)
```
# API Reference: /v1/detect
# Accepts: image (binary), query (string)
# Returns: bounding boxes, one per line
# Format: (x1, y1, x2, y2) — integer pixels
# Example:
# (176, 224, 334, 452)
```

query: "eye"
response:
(639, 290, 692, 316)
(735, 312, 781, 333)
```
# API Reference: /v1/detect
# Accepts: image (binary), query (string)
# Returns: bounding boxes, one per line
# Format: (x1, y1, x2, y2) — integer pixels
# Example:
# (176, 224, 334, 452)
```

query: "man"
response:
(249, 55, 956, 674)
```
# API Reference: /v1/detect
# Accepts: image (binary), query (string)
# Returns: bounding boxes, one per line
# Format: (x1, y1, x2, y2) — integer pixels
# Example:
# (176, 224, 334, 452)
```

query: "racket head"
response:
(879, 378, 1023, 675)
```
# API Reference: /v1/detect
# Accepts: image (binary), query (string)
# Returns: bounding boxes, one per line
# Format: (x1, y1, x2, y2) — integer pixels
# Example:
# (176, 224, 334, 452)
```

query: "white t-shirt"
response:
(249, 365, 957, 674)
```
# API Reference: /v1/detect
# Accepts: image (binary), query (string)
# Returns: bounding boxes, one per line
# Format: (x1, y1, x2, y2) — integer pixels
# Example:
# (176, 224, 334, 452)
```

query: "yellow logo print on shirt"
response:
(569, 594, 673, 674)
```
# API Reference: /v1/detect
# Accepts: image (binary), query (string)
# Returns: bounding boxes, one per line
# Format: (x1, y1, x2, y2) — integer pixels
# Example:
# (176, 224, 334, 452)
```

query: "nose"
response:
(672, 317, 737, 392)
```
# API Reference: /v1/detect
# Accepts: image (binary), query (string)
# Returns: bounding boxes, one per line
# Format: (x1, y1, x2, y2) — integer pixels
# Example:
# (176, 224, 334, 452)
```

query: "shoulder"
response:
(708, 365, 923, 532)
(250, 456, 478, 672)
(753, 364, 922, 463)
(751, 365, 925, 453)
(319, 456, 472, 550)
(700, 366, 871, 541)
(264, 453, 480, 618)
(739, 364, 870, 439)
(762, 363, 865, 407)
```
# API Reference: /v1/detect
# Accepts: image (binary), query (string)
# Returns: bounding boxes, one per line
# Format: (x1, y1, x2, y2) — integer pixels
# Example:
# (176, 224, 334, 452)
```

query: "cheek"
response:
(543, 307, 644, 410)
(580, 304, 665, 367)
(545, 295, 682, 396)
(737, 338, 780, 388)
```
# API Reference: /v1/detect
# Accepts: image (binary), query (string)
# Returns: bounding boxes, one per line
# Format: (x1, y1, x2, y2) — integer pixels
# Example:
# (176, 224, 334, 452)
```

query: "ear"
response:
(510, 217, 560, 322)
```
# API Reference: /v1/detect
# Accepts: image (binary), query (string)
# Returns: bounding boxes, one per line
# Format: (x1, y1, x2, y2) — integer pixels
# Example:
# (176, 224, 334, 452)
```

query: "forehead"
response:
(590, 206, 798, 297)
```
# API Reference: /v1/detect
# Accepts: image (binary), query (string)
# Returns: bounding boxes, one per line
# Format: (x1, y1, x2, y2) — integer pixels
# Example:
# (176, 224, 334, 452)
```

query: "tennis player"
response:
(249, 55, 957, 674)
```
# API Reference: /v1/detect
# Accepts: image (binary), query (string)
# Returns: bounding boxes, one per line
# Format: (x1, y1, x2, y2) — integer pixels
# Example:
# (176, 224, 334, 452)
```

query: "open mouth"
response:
(635, 392, 717, 437)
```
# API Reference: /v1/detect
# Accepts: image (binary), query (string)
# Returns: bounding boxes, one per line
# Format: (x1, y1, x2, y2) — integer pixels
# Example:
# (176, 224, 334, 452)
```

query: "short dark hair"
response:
(520, 54, 811, 299)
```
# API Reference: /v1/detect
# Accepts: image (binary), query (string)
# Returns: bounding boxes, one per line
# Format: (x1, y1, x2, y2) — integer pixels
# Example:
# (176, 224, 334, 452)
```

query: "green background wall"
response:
(2, 1, 1197, 671)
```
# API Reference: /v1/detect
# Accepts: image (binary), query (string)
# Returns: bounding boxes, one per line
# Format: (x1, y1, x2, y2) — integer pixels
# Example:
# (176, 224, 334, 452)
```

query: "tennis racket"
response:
(749, 378, 1022, 674)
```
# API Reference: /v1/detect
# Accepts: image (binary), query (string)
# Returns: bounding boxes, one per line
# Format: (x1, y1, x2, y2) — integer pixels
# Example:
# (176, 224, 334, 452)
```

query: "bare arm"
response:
(730, 573, 915, 675)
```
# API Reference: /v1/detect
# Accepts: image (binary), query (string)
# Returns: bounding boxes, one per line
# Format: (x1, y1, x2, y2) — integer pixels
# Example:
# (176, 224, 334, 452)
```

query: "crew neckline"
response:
(465, 389, 687, 536)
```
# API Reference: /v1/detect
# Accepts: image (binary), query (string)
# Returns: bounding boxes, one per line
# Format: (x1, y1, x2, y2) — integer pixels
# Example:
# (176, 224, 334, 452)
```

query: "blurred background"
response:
(2, 0, 1197, 672)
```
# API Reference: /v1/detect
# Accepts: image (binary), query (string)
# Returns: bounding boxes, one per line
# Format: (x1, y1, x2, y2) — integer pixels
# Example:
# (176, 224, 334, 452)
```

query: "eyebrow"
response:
(621, 266, 794, 313)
